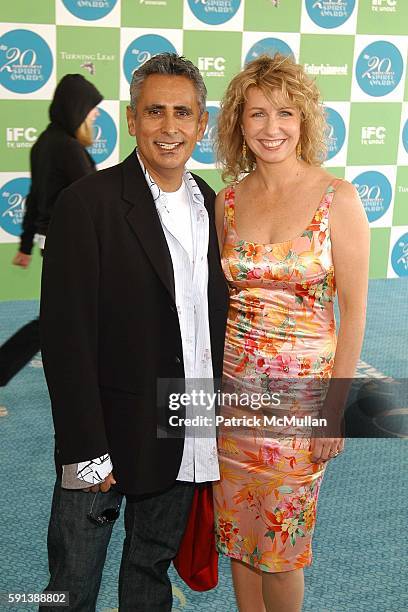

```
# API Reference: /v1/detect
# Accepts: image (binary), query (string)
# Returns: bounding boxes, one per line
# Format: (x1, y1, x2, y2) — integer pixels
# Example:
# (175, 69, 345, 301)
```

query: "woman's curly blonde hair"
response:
(216, 53, 328, 183)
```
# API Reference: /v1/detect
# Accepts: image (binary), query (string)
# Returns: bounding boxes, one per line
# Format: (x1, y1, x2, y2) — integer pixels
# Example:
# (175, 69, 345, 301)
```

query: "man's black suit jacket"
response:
(40, 150, 229, 496)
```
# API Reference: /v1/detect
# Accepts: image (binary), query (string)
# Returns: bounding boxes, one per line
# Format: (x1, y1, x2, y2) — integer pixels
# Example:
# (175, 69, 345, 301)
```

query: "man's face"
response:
(126, 74, 208, 180)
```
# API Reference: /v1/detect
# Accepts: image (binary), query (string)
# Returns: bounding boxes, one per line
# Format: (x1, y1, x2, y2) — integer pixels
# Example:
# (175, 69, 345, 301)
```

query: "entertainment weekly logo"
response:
(304, 63, 348, 76)
(139, 0, 168, 5)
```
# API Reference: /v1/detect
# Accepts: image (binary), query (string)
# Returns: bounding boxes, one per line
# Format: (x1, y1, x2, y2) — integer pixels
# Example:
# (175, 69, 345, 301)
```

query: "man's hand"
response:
(83, 471, 116, 493)
(13, 251, 31, 268)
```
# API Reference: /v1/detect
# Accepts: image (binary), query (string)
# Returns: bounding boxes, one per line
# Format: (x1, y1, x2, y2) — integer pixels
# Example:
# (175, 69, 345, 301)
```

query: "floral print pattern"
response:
(214, 181, 341, 572)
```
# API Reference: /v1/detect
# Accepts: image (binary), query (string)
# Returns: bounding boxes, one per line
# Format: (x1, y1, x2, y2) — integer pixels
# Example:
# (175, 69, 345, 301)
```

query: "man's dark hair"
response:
(129, 53, 207, 115)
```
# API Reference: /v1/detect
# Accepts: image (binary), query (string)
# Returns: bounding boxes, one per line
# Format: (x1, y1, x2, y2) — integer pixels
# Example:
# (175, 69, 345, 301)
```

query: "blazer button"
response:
(175, 355, 181, 364)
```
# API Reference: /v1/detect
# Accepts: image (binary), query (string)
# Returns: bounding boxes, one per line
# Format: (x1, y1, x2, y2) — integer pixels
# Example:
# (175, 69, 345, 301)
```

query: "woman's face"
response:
(76, 106, 99, 147)
(85, 106, 99, 130)
(241, 86, 301, 165)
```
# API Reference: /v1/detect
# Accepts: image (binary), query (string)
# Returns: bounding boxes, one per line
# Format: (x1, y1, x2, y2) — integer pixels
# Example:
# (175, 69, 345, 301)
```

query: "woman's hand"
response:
(309, 437, 345, 463)
(13, 251, 31, 268)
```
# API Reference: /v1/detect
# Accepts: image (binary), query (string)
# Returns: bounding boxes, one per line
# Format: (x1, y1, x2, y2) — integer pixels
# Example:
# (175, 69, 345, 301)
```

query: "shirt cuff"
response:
(75, 454, 113, 485)
(61, 455, 113, 489)
(36, 234, 46, 250)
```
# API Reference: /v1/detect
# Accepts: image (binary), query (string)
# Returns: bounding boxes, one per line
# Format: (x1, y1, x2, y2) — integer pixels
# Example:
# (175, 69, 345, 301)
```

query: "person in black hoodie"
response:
(0, 74, 102, 389)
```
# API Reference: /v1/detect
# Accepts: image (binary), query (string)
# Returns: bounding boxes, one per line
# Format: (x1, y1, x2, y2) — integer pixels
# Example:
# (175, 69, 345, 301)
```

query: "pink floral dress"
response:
(213, 179, 341, 572)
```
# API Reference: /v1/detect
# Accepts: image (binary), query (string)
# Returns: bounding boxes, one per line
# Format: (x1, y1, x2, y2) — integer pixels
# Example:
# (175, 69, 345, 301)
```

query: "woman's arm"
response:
(330, 180, 370, 378)
(310, 180, 370, 462)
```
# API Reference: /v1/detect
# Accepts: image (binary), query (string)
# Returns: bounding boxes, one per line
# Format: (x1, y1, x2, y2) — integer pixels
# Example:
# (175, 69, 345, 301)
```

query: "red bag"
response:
(173, 483, 219, 591)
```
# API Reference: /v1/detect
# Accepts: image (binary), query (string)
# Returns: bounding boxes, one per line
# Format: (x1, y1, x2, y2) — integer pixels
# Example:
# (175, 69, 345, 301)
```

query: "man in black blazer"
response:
(40, 54, 228, 611)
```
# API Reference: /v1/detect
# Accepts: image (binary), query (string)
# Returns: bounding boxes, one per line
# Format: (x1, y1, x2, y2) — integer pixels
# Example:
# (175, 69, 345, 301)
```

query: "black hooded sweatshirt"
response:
(20, 74, 103, 254)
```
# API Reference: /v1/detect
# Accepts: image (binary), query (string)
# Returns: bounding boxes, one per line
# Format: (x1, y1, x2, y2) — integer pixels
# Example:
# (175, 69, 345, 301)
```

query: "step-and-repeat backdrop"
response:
(0, 0, 407, 284)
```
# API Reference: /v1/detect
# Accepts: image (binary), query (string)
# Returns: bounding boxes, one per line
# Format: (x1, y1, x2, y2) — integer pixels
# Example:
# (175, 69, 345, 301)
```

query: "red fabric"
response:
(173, 484, 219, 591)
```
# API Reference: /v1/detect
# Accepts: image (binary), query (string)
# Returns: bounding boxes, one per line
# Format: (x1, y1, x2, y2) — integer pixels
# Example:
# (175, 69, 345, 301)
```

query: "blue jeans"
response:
(41, 481, 123, 611)
(41, 479, 195, 611)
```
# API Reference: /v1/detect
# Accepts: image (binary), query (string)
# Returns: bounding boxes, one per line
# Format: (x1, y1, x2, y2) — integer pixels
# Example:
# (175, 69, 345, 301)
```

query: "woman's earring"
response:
(242, 139, 247, 160)
(296, 142, 302, 159)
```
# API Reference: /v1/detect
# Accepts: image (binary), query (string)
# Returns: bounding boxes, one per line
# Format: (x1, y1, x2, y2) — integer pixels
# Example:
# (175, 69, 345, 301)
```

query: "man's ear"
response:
(197, 110, 209, 142)
(126, 105, 137, 137)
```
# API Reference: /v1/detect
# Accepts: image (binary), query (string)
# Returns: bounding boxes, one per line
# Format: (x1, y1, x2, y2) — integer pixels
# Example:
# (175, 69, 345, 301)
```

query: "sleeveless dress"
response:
(213, 179, 341, 572)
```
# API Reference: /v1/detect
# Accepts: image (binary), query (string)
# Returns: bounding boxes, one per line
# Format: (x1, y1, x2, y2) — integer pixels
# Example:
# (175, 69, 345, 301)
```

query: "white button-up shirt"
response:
(140, 153, 219, 483)
(63, 153, 219, 487)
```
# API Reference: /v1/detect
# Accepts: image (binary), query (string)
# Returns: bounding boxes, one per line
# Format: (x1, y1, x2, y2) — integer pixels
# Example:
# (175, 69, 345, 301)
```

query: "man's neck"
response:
(138, 151, 184, 193)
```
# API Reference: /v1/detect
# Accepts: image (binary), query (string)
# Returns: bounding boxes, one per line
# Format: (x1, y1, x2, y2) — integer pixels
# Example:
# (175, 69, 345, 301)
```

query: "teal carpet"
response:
(0, 279, 407, 612)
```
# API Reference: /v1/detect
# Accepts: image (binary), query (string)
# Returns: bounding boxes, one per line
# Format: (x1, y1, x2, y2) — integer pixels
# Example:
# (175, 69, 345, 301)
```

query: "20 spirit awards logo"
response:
(356, 41, 403, 97)
(192, 106, 219, 164)
(0, 177, 30, 236)
(324, 107, 346, 159)
(87, 108, 117, 164)
(188, 0, 241, 25)
(402, 119, 408, 154)
(306, 0, 355, 28)
(0, 30, 53, 94)
(245, 38, 294, 64)
(123, 34, 176, 84)
(62, 0, 118, 20)
(352, 171, 392, 223)
(391, 232, 408, 276)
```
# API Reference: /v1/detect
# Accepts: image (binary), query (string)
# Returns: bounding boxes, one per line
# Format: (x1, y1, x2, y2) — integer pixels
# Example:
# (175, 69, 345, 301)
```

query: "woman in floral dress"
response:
(213, 54, 369, 612)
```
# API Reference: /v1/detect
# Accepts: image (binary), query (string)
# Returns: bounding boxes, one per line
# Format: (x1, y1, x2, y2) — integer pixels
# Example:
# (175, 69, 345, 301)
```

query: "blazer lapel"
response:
(121, 151, 175, 302)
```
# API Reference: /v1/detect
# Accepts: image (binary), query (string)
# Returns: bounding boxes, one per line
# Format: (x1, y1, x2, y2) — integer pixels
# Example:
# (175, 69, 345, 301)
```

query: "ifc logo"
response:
(356, 41, 403, 97)
(391, 232, 408, 277)
(0, 177, 30, 237)
(245, 38, 294, 65)
(123, 35, 176, 85)
(188, 0, 241, 26)
(87, 108, 117, 165)
(62, 0, 118, 20)
(306, 0, 356, 28)
(402, 119, 408, 154)
(352, 171, 392, 223)
(0, 29, 53, 94)
(324, 107, 346, 160)
(192, 106, 219, 164)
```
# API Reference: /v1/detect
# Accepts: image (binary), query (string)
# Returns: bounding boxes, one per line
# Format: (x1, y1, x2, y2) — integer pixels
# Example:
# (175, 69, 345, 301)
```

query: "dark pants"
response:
(0, 318, 40, 386)
(41, 479, 195, 611)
